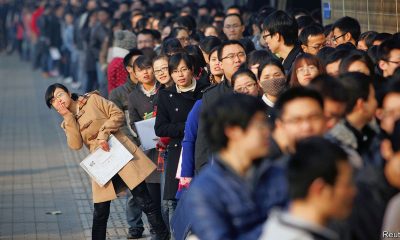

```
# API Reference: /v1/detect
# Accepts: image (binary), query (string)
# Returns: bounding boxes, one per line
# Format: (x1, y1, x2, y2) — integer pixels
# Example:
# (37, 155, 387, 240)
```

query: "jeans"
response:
(96, 62, 108, 98)
(92, 176, 169, 240)
(126, 193, 144, 235)
(160, 171, 176, 239)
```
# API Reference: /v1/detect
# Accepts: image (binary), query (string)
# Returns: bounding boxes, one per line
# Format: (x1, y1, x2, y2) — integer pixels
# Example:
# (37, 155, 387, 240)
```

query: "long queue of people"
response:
(3, 0, 400, 239)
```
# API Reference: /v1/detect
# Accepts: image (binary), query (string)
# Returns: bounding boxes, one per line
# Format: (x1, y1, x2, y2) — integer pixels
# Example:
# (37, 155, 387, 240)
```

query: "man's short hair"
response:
(132, 55, 153, 71)
(299, 24, 324, 45)
(325, 49, 351, 66)
(338, 72, 371, 114)
(262, 10, 298, 46)
(201, 93, 266, 152)
(332, 16, 361, 42)
(217, 40, 245, 61)
(378, 79, 400, 108)
(309, 74, 348, 103)
(378, 38, 400, 61)
(273, 87, 324, 121)
(123, 48, 143, 68)
(288, 137, 349, 199)
(137, 29, 155, 39)
(339, 50, 375, 76)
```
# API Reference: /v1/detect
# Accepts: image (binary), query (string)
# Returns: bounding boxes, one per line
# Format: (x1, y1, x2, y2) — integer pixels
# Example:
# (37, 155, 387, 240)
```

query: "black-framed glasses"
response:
(331, 32, 347, 42)
(306, 43, 326, 50)
(384, 59, 400, 65)
(221, 52, 246, 61)
(262, 33, 272, 41)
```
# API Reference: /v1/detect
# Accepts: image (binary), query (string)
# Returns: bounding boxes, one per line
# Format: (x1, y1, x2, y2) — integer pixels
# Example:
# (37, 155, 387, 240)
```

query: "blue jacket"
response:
(181, 157, 265, 240)
(253, 157, 290, 219)
(180, 100, 202, 177)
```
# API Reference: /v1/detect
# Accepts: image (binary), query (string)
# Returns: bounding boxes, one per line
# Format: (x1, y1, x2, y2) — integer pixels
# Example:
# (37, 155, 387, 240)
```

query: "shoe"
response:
(127, 230, 143, 239)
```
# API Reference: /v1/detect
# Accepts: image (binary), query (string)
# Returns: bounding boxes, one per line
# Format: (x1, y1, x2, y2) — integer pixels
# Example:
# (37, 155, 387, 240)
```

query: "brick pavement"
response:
(0, 54, 151, 240)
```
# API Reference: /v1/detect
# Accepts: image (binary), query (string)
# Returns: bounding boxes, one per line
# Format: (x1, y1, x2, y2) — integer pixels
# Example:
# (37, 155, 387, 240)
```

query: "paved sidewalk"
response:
(0, 54, 151, 240)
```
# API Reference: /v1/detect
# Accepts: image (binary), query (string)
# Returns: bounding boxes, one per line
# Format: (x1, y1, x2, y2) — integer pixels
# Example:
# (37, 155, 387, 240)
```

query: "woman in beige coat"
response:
(45, 83, 168, 240)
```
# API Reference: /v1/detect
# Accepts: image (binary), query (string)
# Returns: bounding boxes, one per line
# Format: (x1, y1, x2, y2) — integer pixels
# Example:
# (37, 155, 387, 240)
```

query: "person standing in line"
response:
(45, 83, 169, 240)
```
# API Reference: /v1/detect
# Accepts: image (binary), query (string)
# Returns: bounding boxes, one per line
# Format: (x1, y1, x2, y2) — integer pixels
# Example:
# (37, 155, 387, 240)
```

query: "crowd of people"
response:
(2, 0, 400, 239)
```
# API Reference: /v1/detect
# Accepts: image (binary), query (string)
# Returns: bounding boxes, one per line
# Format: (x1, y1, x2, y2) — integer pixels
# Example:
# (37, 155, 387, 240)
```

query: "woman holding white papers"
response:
(45, 83, 169, 240)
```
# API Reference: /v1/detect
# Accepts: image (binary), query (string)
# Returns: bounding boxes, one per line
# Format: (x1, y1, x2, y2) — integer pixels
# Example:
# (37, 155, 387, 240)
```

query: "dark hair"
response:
(239, 38, 256, 54)
(227, 5, 242, 15)
(174, 15, 197, 34)
(325, 49, 351, 66)
(378, 38, 400, 61)
(208, 46, 220, 61)
(217, 40, 245, 61)
(184, 45, 207, 75)
(223, 13, 244, 26)
(247, 50, 273, 67)
(373, 33, 393, 44)
(168, 52, 194, 75)
(258, 57, 285, 80)
(299, 24, 324, 45)
(136, 17, 150, 32)
(262, 10, 298, 46)
(332, 16, 361, 42)
(138, 29, 155, 39)
(378, 78, 400, 108)
(133, 55, 153, 71)
(199, 36, 222, 54)
(336, 42, 357, 51)
(202, 93, 266, 151)
(231, 68, 258, 87)
(152, 54, 169, 65)
(339, 50, 375, 76)
(169, 27, 189, 39)
(338, 72, 371, 114)
(296, 15, 315, 30)
(45, 83, 78, 108)
(367, 45, 380, 65)
(290, 53, 324, 87)
(288, 137, 348, 199)
(123, 48, 143, 68)
(359, 31, 378, 49)
(160, 38, 184, 56)
(274, 87, 324, 120)
(316, 47, 336, 67)
(309, 74, 348, 103)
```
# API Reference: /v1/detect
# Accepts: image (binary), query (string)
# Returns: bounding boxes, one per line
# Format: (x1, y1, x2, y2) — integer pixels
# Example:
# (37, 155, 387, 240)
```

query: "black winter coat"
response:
(155, 81, 208, 199)
(194, 78, 233, 174)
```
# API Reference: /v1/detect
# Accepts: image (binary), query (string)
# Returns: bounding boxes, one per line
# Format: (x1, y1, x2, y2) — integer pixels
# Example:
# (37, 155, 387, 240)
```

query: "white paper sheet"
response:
(134, 117, 158, 151)
(49, 47, 61, 60)
(80, 135, 133, 186)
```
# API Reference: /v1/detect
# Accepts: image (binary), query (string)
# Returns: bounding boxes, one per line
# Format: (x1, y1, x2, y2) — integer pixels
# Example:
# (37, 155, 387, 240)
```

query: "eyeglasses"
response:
(177, 37, 190, 42)
(221, 52, 246, 61)
(224, 24, 241, 30)
(331, 32, 347, 42)
(171, 67, 190, 75)
(154, 67, 169, 75)
(306, 43, 326, 50)
(281, 113, 324, 125)
(262, 33, 272, 41)
(296, 65, 319, 75)
(384, 59, 400, 65)
(234, 82, 257, 93)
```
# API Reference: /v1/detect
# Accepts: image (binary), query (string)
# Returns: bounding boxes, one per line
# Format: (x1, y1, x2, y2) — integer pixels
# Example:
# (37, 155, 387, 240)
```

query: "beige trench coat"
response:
(61, 91, 156, 203)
